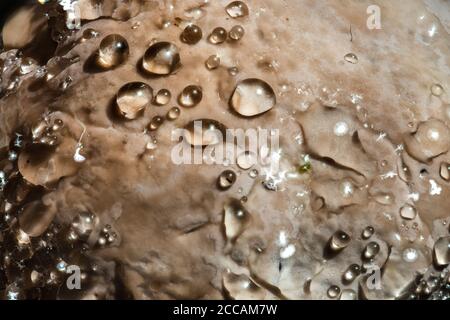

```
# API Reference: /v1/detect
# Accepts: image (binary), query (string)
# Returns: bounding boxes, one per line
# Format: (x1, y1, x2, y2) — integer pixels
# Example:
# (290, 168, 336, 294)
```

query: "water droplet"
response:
(71, 212, 96, 240)
(327, 285, 341, 298)
(184, 119, 226, 147)
(181, 24, 203, 44)
(82, 28, 99, 41)
(249, 169, 258, 178)
(218, 170, 237, 190)
(362, 226, 374, 239)
(96, 34, 129, 69)
(339, 180, 354, 198)
(431, 84, 444, 97)
(344, 53, 358, 64)
(155, 89, 171, 106)
(400, 204, 417, 220)
(280, 244, 296, 259)
(116, 82, 153, 120)
(343, 264, 360, 283)
(208, 27, 227, 44)
(440, 163, 450, 181)
(45, 56, 73, 81)
(18, 201, 55, 237)
(334, 121, 349, 136)
(205, 55, 220, 70)
(403, 248, 419, 263)
(149, 116, 164, 131)
(226, 1, 249, 18)
(363, 241, 380, 260)
(228, 66, 239, 76)
(20, 57, 37, 74)
(231, 78, 276, 117)
(229, 25, 245, 40)
(167, 106, 181, 120)
(374, 192, 394, 205)
(142, 42, 180, 75)
(224, 199, 250, 241)
(340, 289, 357, 300)
(60, 76, 73, 90)
(433, 236, 450, 266)
(178, 85, 203, 107)
(237, 151, 257, 170)
(330, 230, 351, 251)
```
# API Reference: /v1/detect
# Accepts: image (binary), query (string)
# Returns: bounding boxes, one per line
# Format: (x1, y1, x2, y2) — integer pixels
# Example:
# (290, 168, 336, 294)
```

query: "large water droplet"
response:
(224, 199, 250, 242)
(226, 1, 249, 18)
(363, 241, 380, 260)
(218, 170, 237, 190)
(400, 204, 417, 220)
(205, 55, 220, 70)
(142, 42, 180, 75)
(330, 230, 351, 251)
(96, 34, 129, 69)
(208, 27, 227, 44)
(327, 285, 341, 299)
(184, 119, 226, 147)
(231, 78, 276, 117)
(433, 237, 450, 266)
(229, 25, 245, 40)
(178, 85, 203, 107)
(45, 56, 73, 81)
(181, 24, 203, 45)
(166, 107, 180, 120)
(155, 88, 171, 106)
(116, 82, 153, 120)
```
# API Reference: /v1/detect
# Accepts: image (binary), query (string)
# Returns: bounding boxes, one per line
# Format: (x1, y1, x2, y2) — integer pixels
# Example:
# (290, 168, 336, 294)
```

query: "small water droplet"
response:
(400, 204, 417, 220)
(433, 236, 450, 266)
(339, 180, 354, 198)
(431, 84, 444, 97)
(96, 34, 129, 69)
(155, 89, 171, 105)
(149, 116, 164, 131)
(166, 106, 181, 120)
(181, 24, 203, 44)
(71, 212, 96, 239)
(249, 169, 258, 178)
(208, 27, 227, 44)
(362, 226, 375, 239)
(327, 285, 341, 298)
(340, 289, 357, 300)
(363, 241, 380, 260)
(344, 53, 358, 64)
(228, 66, 239, 76)
(330, 230, 351, 251)
(229, 25, 245, 40)
(142, 42, 180, 75)
(343, 264, 361, 284)
(224, 199, 250, 242)
(116, 82, 153, 120)
(20, 57, 37, 74)
(205, 55, 220, 70)
(440, 163, 450, 181)
(334, 121, 349, 136)
(82, 28, 99, 41)
(231, 78, 276, 117)
(374, 192, 394, 205)
(178, 85, 203, 107)
(403, 248, 419, 263)
(218, 170, 237, 190)
(45, 56, 73, 81)
(237, 151, 257, 170)
(226, 1, 249, 18)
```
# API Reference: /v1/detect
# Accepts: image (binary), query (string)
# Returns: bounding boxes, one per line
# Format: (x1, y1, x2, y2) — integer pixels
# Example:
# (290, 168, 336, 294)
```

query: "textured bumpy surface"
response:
(0, 0, 449, 300)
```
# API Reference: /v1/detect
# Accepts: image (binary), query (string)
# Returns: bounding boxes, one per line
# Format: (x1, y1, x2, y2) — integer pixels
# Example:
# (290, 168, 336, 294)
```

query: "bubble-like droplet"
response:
(343, 264, 361, 283)
(373, 192, 394, 205)
(433, 236, 450, 266)
(344, 53, 358, 64)
(363, 241, 380, 260)
(45, 56, 73, 81)
(181, 24, 203, 44)
(340, 289, 357, 300)
(226, 1, 249, 18)
(96, 34, 129, 69)
(431, 84, 444, 97)
(155, 89, 171, 105)
(334, 121, 349, 136)
(327, 285, 341, 299)
(82, 28, 99, 41)
(178, 85, 203, 107)
(249, 169, 258, 178)
(116, 82, 153, 120)
(228, 66, 239, 76)
(330, 230, 351, 251)
(71, 212, 96, 240)
(142, 42, 180, 75)
(166, 107, 180, 120)
(237, 151, 257, 170)
(229, 25, 245, 40)
(403, 248, 419, 263)
(205, 55, 220, 70)
(231, 78, 276, 117)
(208, 27, 227, 44)
(224, 199, 250, 242)
(362, 226, 374, 239)
(184, 119, 226, 147)
(20, 57, 37, 74)
(440, 162, 450, 181)
(400, 204, 417, 220)
(339, 180, 354, 198)
(149, 116, 164, 131)
(218, 170, 237, 190)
